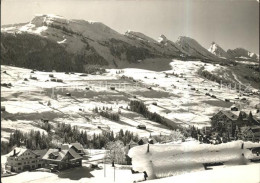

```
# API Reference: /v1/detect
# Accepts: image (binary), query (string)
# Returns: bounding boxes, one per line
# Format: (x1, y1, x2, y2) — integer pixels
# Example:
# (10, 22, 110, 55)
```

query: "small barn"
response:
(137, 124, 146, 130)
(152, 102, 157, 106)
(110, 86, 115, 90)
(66, 93, 71, 96)
(41, 118, 49, 123)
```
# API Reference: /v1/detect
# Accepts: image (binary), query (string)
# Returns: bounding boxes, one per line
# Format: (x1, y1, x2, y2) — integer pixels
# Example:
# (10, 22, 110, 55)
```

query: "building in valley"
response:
(239, 126, 260, 142)
(211, 110, 260, 139)
(42, 143, 85, 171)
(5, 148, 47, 173)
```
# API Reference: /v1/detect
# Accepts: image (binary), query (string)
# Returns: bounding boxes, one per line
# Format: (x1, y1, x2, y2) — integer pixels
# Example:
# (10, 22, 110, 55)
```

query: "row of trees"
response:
(1, 122, 140, 154)
(93, 107, 120, 121)
(129, 100, 179, 130)
(1, 129, 53, 154)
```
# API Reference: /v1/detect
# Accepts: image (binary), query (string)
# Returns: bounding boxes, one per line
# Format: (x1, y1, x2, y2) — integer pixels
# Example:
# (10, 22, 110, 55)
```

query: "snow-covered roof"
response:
(42, 148, 82, 161)
(7, 147, 36, 158)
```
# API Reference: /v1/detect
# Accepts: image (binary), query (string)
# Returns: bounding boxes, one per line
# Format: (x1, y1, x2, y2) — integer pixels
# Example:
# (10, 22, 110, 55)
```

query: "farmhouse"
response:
(42, 147, 83, 171)
(240, 126, 260, 142)
(137, 124, 146, 130)
(211, 110, 260, 138)
(5, 148, 47, 173)
(61, 143, 86, 157)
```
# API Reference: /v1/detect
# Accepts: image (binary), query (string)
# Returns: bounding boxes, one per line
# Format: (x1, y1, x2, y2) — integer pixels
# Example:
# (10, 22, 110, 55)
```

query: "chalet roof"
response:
(60, 143, 85, 154)
(61, 144, 70, 150)
(220, 110, 238, 121)
(70, 143, 84, 151)
(8, 148, 37, 158)
(68, 148, 82, 159)
(32, 149, 48, 158)
(42, 148, 82, 162)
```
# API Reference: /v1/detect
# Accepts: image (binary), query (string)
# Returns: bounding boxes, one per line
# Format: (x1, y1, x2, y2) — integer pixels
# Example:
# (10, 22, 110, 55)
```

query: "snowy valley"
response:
(1, 14, 260, 183)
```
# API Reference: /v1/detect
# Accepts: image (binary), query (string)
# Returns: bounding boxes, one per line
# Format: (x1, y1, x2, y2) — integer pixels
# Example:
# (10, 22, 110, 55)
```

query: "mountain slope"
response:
(1, 14, 238, 72)
(227, 48, 259, 61)
(208, 42, 229, 58)
(175, 36, 221, 61)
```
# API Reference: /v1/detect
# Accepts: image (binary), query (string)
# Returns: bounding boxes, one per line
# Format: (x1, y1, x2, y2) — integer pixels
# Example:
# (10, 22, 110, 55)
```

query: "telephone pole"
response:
(114, 150, 115, 182)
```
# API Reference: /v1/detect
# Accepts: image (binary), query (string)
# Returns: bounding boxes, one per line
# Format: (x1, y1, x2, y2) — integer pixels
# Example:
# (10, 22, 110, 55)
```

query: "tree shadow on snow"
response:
(58, 167, 94, 180)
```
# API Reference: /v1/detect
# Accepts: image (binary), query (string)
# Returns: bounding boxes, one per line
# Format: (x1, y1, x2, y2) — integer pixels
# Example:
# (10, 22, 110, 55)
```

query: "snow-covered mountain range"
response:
(208, 42, 259, 61)
(1, 14, 258, 72)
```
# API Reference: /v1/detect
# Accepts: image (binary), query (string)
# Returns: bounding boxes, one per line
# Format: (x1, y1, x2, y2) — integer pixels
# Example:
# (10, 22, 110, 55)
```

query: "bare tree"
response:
(105, 140, 125, 165)
(169, 129, 184, 142)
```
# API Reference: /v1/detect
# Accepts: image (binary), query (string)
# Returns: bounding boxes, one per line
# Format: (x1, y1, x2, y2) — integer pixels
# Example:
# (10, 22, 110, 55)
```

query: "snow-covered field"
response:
(146, 164, 260, 183)
(128, 140, 260, 179)
(1, 162, 144, 183)
(1, 59, 259, 142)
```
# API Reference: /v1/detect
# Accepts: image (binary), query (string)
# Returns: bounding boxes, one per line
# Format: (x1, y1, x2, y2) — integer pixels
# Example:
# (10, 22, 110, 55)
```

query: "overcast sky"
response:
(2, 0, 259, 54)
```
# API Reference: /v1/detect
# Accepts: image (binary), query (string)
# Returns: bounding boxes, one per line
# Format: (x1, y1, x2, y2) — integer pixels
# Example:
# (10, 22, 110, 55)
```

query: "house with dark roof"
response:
(211, 110, 260, 139)
(60, 143, 87, 158)
(42, 147, 83, 171)
(211, 110, 238, 137)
